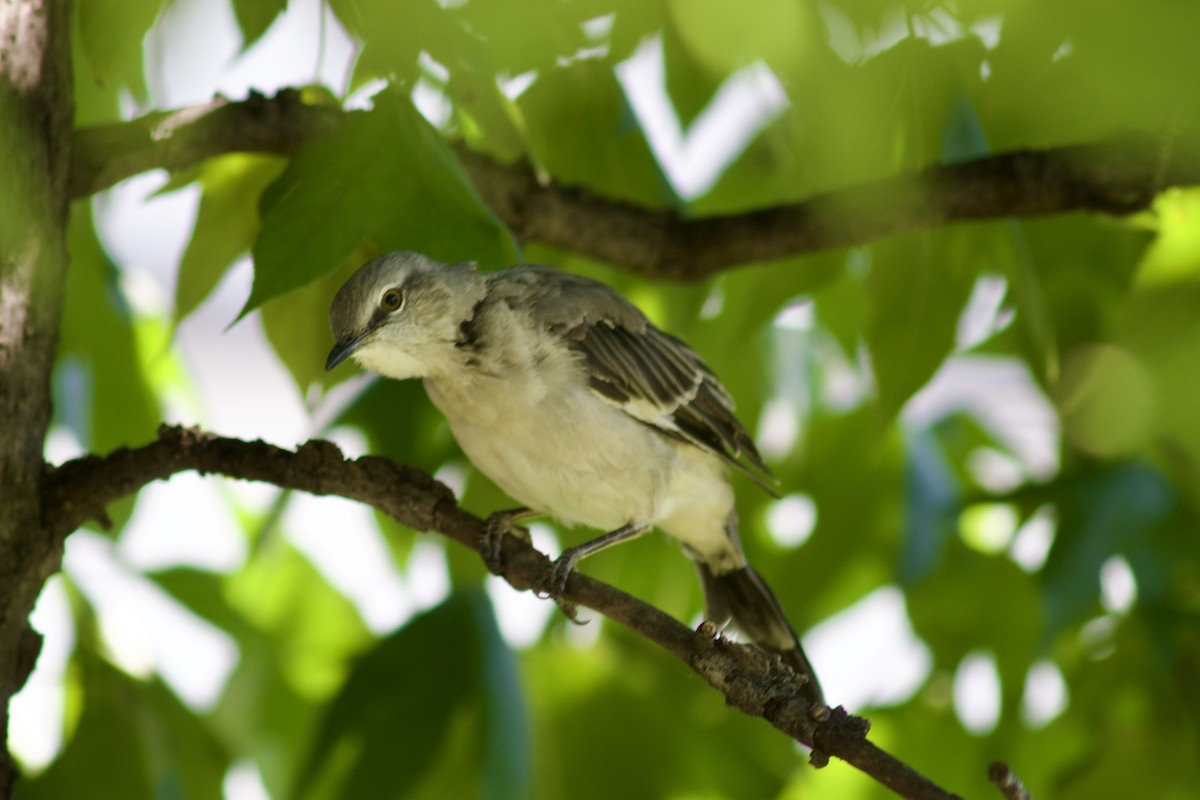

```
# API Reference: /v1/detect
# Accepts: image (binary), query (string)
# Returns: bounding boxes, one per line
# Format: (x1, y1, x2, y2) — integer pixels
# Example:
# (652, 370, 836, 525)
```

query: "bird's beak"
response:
(325, 334, 365, 371)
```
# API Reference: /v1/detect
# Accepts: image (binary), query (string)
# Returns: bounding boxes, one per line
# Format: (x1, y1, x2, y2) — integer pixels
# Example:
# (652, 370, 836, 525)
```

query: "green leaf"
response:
(518, 60, 667, 205)
(226, 537, 374, 699)
(865, 229, 980, 419)
(987, 0, 1200, 148)
(176, 154, 288, 324)
(259, 245, 372, 394)
(452, 0, 599, 76)
(901, 411, 1023, 583)
(77, 0, 166, 98)
(899, 425, 962, 585)
(755, 246, 847, 306)
(1016, 215, 1150, 366)
(149, 567, 237, 621)
(471, 591, 531, 800)
(232, 0, 287, 50)
(244, 89, 516, 317)
(205, 540, 376, 796)
(57, 205, 160, 455)
(1042, 464, 1173, 637)
(775, 403, 902, 622)
(296, 589, 528, 800)
(1116, 279, 1200, 487)
(328, 0, 441, 89)
(521, 633, 798, 799)
(667, 0, 813, 77)
(941, 94, 991, 164)
(18, 655, 228, 800)
(1050, 611, 1200, 798)
(907, 542, 1041, 700)
(811, 252, 869, 359)
(995, 220, 1058, 385)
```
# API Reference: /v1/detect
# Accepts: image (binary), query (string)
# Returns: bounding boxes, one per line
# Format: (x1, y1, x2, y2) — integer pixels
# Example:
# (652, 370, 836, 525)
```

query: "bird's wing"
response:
(498, 266, 776, 493)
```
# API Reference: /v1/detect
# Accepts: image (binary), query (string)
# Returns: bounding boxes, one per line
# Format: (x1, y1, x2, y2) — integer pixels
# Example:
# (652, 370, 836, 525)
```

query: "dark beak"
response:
(325, 335, 364, 371)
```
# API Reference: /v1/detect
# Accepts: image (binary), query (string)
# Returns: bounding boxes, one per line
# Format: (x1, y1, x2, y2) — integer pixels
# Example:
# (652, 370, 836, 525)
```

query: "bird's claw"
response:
(547, 550, 577, 596)
(553, 596, 584, 624)
(481, 511, 531, 574)
(541, 548, 586, 625)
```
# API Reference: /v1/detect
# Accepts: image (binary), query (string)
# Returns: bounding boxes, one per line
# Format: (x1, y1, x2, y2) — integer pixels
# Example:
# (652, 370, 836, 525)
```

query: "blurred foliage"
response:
(19, 1, 1200, 799)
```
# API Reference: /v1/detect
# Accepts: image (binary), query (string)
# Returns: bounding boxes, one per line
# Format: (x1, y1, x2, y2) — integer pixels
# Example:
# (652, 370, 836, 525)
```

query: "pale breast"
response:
(424, 371, 677, 531)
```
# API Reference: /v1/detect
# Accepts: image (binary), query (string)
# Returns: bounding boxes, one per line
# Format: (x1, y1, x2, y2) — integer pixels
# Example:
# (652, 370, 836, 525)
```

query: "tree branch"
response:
(67, 91, 347, 200)
(42, 425, 964, 800)
(68, 91, 1199, 280)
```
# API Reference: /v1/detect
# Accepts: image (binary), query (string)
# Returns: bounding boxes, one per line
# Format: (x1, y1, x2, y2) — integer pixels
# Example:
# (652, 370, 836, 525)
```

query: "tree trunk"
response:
(0, 1, 73, 794)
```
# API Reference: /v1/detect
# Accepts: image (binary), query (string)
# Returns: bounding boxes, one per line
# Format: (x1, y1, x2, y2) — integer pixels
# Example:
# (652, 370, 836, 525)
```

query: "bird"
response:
(325, 251, 824, 705)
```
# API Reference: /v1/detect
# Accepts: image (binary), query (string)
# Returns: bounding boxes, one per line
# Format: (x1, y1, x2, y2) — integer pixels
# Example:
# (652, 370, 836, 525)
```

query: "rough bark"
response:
(0, 1, 73, 795)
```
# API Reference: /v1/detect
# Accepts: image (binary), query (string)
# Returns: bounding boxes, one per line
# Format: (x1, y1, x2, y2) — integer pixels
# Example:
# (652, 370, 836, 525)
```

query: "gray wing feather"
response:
(492, 266, 776, 492)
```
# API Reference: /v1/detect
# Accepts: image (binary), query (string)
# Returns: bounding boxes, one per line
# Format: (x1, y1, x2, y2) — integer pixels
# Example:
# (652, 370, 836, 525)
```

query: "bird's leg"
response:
(546, 524, 650, 620)
(482, 508, 536, 572)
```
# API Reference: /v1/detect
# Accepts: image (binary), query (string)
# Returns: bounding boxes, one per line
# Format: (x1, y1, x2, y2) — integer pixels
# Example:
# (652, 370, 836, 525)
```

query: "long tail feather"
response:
(697, 561, 824, 706)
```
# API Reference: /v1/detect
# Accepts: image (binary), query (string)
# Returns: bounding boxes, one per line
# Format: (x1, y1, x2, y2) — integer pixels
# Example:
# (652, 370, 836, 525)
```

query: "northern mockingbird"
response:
(326, 251, 824, 705)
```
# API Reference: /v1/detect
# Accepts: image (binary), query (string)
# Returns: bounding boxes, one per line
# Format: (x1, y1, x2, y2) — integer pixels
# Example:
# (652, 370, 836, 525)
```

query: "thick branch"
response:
(42, 425, 962, 800)
(1, 0, 74, 795)
(69, 91, 1200, 280)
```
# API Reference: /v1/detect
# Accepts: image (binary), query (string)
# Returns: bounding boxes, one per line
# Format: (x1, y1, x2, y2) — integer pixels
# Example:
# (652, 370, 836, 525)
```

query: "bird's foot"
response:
(540, 547, 586, 624)
(481, 509, 532, 574)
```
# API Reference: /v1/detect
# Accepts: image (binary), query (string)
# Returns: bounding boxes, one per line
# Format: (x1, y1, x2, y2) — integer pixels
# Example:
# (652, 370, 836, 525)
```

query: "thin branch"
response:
(68, 91, 1200, 281)
(989, 762, 1033, 800)
(42, 425, 963, 800)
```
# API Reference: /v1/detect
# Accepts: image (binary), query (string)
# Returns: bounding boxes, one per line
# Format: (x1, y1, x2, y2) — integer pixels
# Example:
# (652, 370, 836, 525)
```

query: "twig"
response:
(989, 762, 1032, 800)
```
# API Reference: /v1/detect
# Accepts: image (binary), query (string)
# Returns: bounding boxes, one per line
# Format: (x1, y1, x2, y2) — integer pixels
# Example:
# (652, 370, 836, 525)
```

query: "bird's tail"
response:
(696, 558, 825, 706)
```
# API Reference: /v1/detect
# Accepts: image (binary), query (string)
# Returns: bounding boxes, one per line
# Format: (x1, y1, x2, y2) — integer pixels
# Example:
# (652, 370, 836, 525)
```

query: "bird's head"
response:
(325, 251, 486, 380)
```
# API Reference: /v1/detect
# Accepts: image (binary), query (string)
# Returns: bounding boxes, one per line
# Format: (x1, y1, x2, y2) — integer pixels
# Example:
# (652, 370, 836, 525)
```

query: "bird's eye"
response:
(381, 289, 404, 312)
